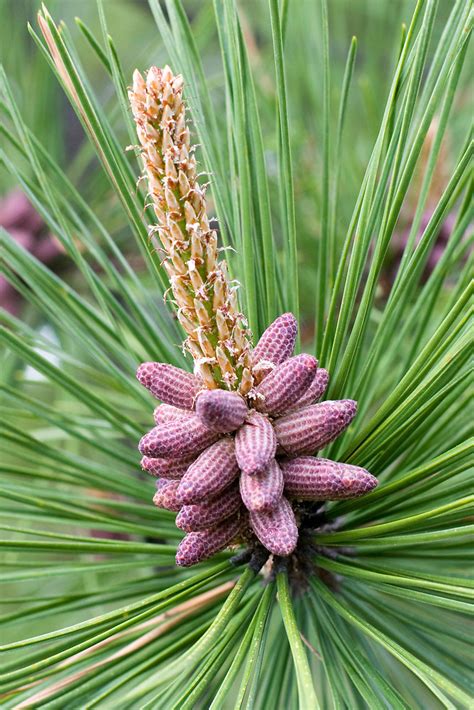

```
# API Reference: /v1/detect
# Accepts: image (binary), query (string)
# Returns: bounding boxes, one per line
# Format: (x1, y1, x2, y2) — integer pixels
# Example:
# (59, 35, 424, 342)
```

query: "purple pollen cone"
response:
(137, 313, 378, 567)
(136, 362, 200, 410)
(252, 312, 297, 377)
(281, 457, 378, 500)
(249, 496, 298, 556)
(196, 389, 248, 433)
(235, 411, 277, 475)
(140, 454, 195, 479)
(153, 479, 182, 511)
(288, 368, 329, 412)
(175, 517, 243, 567)
(240, 458, 284, 512)
(138, 415, 219, 458)
(274, 399, 357, 456)
(177, 438, 240, 504)
(254, 354, 318, 415)
(153, 403, 194, 425)
(176, 485, 242, 532)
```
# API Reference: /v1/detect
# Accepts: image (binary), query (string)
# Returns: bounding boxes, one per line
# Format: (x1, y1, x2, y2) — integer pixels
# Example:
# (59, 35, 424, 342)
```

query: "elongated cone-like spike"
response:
(254, 354, 318, 416)
(178, 438, 240, 503)
(195, 389, 249, 433)
(281, 457, 378, 500)
(249, 496, 298, 556)
(176, 485, 242, 531)
(274, 400, 357, 456)
(176, 516, 243, 566)
(252, 313, 297, 371)
(140, 454, 195, 479)
(235, 411, 277, 475)
(153, 479, 182, 511)
(240, 458, 284, 512)
(138, 415, 219, 458)
(153, 403, 194, 425)
(288, 368, 329, 412)
(136, 362, 200, 409)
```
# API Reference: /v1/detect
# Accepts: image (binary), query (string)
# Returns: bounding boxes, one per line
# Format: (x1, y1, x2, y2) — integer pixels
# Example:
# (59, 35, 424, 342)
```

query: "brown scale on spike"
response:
(130, 67, 377, 570)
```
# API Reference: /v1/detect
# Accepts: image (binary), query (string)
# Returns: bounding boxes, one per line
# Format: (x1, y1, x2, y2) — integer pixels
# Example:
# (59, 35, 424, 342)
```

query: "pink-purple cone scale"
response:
(235, 411, 277, 475)
(249, 496, 298, 556)
(137, 362, 200, 409)
(140, 455, 195, 479)
(196, 389, 248, 433)
(252, 312, 297, 369)
(177, 438, 240, 504)
(274, 400, 357, 456)
(239, 458, 284, 512)
(153, 479, 182, 512)
(136, 315, 377, 566)
(281, 457, 378, 500)
(176, 486, 242, 532)
(138, 415, 219, 458)
(153, 403, 195, 425)
(288, 368, 329, 411)
(254, 354, 318, 415)
(175, 517, 243, 566)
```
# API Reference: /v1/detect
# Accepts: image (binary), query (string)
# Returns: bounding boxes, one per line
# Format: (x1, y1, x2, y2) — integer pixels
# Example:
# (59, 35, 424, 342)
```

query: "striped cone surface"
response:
(288, 368, 329, 412)
(177, 437, 240, 504)
(137, 362, 200, 409)
(152, 479, 182, 511)
(252, 313, 297, 370)
(176, 485, 242, 532)
(281, 456, 378, 499)
(254, 354, 318, 415)
(239, 458, 284, 512)
(196, 389, 248, 433)
(138, 415, 219, 458)
(274, 400, 357, 456)
(235, 411, 277, 475)
(140, 454, 195, 479)
(153, 403, 194, 426)
(249, 496, 298, 556)
(175, 516, 243, 566)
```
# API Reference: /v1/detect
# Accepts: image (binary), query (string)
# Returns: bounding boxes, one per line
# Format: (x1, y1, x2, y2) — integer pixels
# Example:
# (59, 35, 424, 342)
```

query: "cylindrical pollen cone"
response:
(252, 313, 297, 372)
(153, 403, 194, 425)
(249, 496, 298, 556)
(175, 516, 243, 566)
(235, 411, 277, 475)
(254, 354, 318, 415)
(178, 438, 240, 504)
(138, 415, 220, 458)
(240, 458, 284, 512)
(140, 454, 195, 479)
(288, 368, 329, 412)
(136, 362, 200, 409)
(153, 479, 182, 511)
(274, 400, 357, 456)
(176, 485, 241, 531)
(281, 456, 378, 500)
(195, 389, 248, 433)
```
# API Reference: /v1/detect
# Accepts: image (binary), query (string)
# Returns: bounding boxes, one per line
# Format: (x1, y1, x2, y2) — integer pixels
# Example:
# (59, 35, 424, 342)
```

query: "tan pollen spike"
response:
(129, 65, 254, 393)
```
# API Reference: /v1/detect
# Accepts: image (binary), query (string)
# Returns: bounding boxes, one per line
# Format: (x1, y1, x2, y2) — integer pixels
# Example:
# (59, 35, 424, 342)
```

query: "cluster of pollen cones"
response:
(137, 313, 378, 567)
